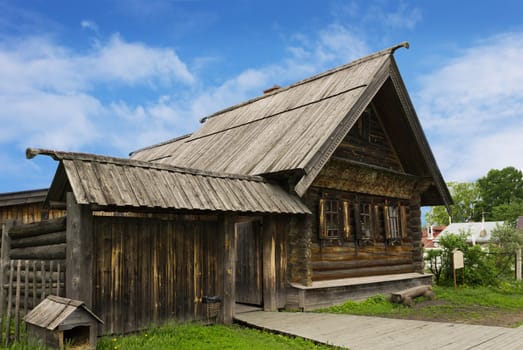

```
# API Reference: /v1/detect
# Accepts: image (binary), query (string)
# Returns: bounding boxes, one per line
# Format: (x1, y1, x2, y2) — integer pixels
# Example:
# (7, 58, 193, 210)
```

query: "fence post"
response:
(516, 248, 522, 281)
(0, 221, 14, 344)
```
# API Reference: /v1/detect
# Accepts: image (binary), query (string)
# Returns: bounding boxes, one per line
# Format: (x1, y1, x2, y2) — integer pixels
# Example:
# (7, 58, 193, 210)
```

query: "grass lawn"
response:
(97, 323, 334, 350)
(0, 323, 335, 350)
(315, 283, 523, 328)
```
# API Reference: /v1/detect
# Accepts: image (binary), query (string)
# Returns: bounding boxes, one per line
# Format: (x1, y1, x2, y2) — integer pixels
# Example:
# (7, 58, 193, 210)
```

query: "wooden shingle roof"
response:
(131, 48, 391, 177)
(24, 295, 103, 330)
(0, 188, 48, 207)
(27, 148, 310, 215)
(130, 43, 451, 208)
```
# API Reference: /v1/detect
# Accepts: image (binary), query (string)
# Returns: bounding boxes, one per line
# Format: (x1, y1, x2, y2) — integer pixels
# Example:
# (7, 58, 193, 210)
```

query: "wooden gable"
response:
(333, 104, 403, 173)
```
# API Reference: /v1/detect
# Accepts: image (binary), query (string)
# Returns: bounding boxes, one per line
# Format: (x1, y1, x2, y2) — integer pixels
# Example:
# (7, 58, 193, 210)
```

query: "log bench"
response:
(390, 285, 434, 307)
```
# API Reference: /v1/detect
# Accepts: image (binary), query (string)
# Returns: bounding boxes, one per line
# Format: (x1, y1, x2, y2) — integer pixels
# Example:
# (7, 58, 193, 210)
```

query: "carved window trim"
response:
(319, 198, 351, 240)
(319, 194, 408, 245)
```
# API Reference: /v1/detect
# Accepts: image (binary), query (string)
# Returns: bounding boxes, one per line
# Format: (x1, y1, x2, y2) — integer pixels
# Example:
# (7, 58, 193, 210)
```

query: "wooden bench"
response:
(390, 285, 434, 307)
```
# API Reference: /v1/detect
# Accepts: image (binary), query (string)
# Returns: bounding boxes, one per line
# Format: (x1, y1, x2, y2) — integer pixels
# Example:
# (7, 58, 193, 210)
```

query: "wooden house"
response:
(23, 43, 451, 333)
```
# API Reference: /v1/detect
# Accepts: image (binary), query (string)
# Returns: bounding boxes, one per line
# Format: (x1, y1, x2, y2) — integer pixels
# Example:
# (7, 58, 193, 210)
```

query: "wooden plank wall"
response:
(235, 221, 262, 305)
(92, 216, 221, 334)
(304, 189, 415, 281)
(0, 203, 65, 226)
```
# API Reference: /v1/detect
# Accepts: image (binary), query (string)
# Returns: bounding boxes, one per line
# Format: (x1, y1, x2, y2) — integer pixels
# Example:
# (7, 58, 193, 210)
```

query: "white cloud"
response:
(417, 32, 523, 182)
(81, 20, 99, 33)
(83, 34, 195, 86)
(0, 33, 196, 157)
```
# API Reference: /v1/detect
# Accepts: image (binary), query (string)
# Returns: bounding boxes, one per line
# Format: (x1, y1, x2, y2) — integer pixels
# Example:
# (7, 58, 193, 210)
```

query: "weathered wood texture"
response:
(8, 217, 67, 261)
(130, 53, 391, 178)
(235, 221, 263, 305)
(0, 202, 64, 226)
(92, 215, 223, 334)
(32, 150, 309, 216)
(66, 193, 93, 308)
(390, 285, 434, 306)
(0, 260, 65, 345)
(287, 216, 313, 286)
(234, 217, 288, 311)
(313, 159, 417, 200)
(333, 106, 403, 172)
(303, 187, 416, 282)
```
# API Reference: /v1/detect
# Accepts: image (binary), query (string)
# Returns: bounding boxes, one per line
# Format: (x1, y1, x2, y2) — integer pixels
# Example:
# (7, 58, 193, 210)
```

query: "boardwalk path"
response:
(235, 311, 523, 350)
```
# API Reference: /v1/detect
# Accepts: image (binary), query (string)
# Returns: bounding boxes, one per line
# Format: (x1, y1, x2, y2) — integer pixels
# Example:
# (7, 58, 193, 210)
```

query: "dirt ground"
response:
(391, 299, 523, 328)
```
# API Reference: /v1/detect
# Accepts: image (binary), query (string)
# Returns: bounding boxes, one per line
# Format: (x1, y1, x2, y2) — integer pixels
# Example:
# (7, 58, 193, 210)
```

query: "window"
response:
(388, 206, 400, 239)
(319, 198, 351, 240)
(384, 204, 408, 244)
(359, 203, 372, 241)
(356, 111, 370, 141)
(319, 195, 408, 245)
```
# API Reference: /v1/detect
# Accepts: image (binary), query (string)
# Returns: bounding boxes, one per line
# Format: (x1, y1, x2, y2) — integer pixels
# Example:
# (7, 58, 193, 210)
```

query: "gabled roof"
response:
(24, 295, 103, 330)
(26, 148, 310, 215)
(131, 43, 451, 207)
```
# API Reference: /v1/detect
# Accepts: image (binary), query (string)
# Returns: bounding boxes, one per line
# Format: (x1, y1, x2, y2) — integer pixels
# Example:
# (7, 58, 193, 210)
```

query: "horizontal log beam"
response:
(11, 231, 66, 248)
(312, 263, 414, 281)
(9, 217, 66, 239)
(312, 257, 412, 271)
(10, 243, 66, 260)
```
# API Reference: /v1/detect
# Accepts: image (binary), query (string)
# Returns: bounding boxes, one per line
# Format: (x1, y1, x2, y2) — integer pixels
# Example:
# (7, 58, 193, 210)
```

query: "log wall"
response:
(304, 187, 417, 282)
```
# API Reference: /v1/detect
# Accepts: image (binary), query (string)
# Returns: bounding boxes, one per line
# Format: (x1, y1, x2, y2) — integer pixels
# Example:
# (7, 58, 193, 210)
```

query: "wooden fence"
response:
(0, 217, 66, 345)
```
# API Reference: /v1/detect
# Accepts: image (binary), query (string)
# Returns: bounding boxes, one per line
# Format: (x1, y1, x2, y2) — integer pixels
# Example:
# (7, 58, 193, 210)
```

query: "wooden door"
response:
(235, 220, 263, 305)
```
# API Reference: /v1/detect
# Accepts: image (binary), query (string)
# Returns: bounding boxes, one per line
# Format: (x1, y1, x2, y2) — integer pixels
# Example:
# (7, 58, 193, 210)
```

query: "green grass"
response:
(315, 283, 523, 327)
(97, 323, 334, 350)
(0, 323, 335, 350)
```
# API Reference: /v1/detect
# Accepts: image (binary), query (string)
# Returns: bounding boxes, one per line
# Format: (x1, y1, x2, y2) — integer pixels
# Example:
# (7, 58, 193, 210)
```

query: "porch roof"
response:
(27, 148, 311, 215)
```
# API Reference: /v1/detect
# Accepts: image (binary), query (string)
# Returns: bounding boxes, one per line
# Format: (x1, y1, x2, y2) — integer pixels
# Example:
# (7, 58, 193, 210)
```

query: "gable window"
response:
(356, 111, 370, 141)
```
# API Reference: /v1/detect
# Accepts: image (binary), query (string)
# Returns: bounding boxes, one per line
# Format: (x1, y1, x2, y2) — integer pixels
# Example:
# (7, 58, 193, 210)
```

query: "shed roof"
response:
(24, 295, 103, 330)
(0, 188, 48, 207)
(130, 43, 451, 207)
(27, 148, 310, 215)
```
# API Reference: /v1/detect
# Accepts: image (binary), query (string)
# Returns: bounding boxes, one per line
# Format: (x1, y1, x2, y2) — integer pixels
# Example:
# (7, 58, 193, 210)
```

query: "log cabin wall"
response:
(301, 105, 425, 282)
(92, 214, 222, 334)
(304, 187, 416, 281)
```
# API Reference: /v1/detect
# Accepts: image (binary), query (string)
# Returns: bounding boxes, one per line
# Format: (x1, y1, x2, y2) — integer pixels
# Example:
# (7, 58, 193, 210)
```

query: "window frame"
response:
(319, 194, 408, 245)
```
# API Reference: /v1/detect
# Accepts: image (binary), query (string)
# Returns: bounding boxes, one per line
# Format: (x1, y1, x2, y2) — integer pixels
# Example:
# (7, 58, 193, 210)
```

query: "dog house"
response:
(24, 295, 103, 349)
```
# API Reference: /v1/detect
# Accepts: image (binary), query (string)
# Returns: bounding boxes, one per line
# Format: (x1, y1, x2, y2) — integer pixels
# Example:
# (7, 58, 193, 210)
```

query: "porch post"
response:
(219, 214, 236, 324)
(263, 216, 277, 311)
(66, 192, 94, 307)
(409, 192, 424, 273)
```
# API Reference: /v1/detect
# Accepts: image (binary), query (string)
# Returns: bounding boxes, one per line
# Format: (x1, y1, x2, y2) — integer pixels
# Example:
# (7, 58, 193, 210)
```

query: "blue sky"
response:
(1, 0, 523, 193)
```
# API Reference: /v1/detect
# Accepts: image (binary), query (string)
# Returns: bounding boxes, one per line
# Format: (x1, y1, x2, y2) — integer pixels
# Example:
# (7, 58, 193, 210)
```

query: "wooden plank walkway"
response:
(234, 311, 523, 349)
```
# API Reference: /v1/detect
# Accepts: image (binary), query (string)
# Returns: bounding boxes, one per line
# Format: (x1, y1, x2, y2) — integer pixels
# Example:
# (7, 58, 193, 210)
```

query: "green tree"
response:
(477, 167, 523, 221)
(425, 182, 479, 225)
(491, 222, 523, 253)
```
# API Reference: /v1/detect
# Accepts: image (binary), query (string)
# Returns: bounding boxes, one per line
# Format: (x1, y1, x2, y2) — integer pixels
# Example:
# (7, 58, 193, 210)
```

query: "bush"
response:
(425, 231, 503, 287)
